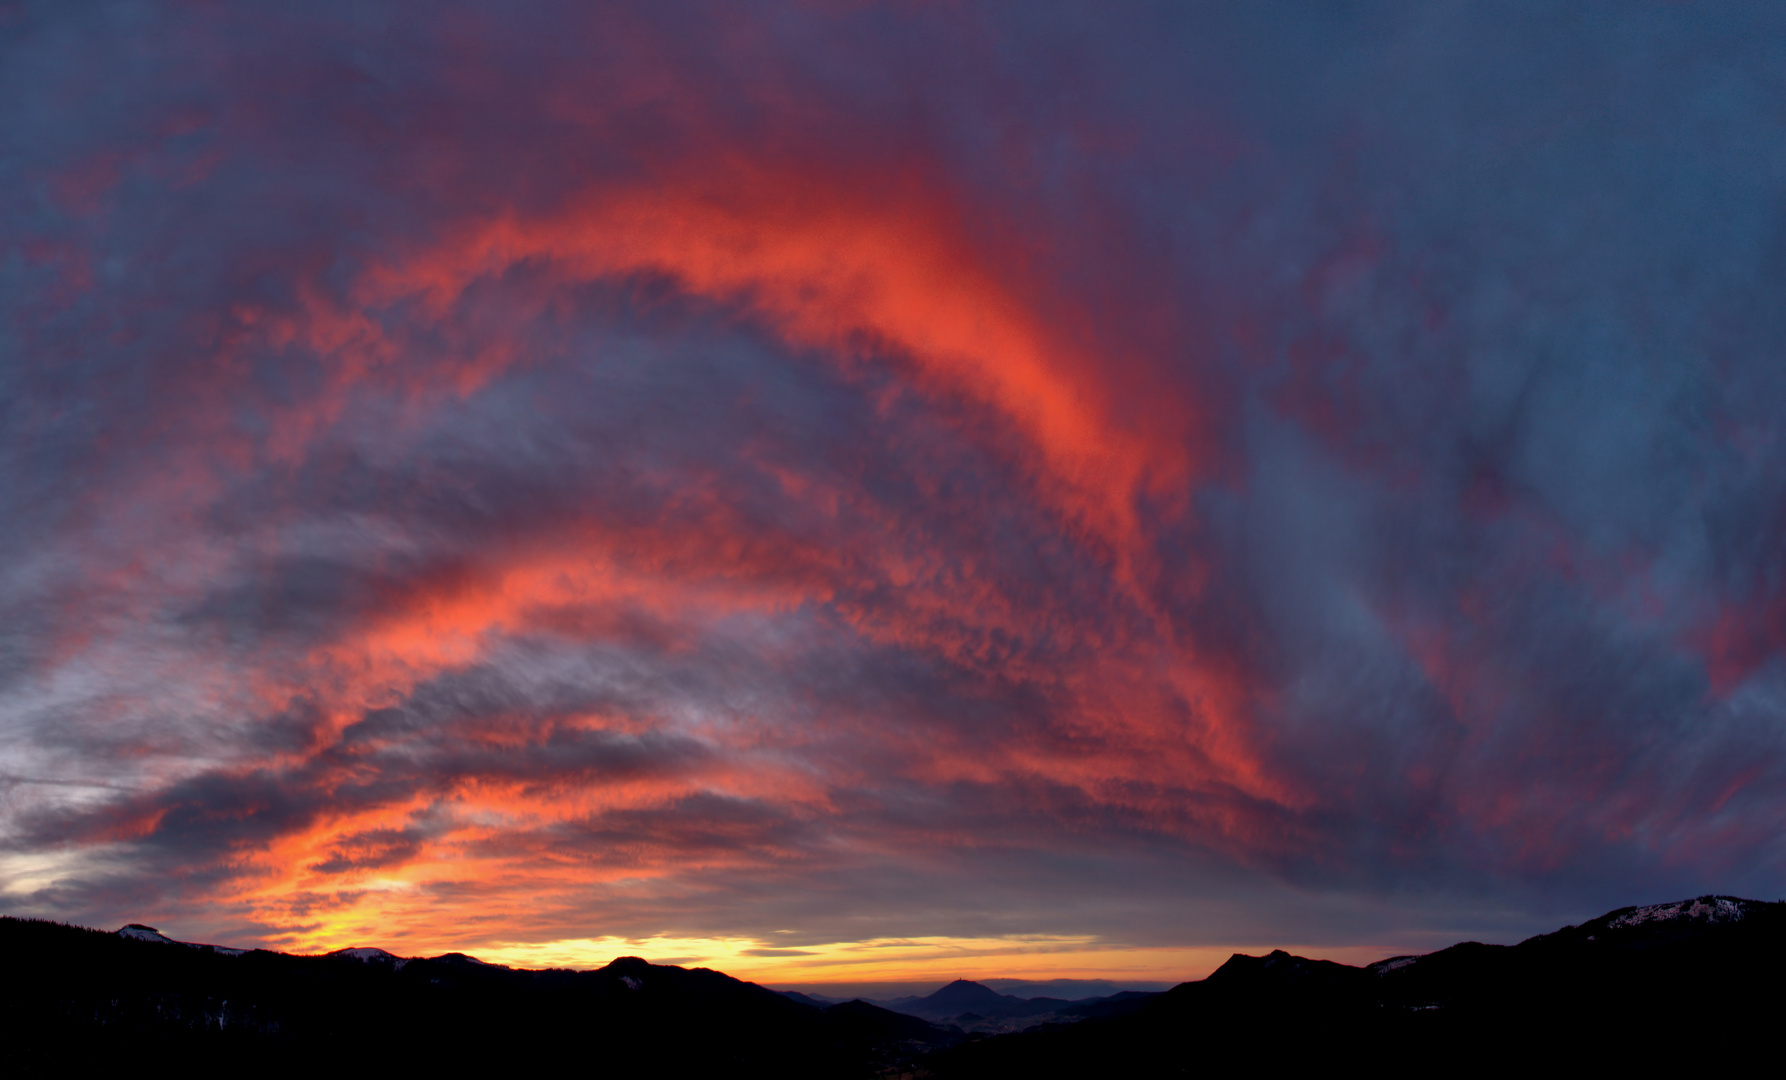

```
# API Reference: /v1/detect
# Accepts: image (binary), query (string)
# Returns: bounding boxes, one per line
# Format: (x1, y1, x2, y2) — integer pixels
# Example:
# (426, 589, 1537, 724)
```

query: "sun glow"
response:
(465, 934, 1399, 985)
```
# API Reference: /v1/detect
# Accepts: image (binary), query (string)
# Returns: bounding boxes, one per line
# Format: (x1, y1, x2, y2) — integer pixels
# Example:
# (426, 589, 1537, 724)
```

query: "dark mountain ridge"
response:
(928, 894, 1786, 1076)
(866, 978, 1159, 1034)
(981, 976, 1169, 998)
(6, 896, 1780, 1075)
(0, 917, 958, 1076)
(883, 978, 1072, 1019)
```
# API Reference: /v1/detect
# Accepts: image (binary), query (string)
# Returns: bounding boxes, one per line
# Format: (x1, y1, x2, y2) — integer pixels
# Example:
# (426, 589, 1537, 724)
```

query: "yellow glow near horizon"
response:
(467, 933, 1407, 985)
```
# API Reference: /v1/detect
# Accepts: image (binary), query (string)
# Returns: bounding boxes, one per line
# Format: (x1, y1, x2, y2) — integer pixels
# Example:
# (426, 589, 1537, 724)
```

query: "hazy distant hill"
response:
(979, 977, 1171, 999)
(863, 978, 1159, 1034)
(6, 896, 1781, 1075)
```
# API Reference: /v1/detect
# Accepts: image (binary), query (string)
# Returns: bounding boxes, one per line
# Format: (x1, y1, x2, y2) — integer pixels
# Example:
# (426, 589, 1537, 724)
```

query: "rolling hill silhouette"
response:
(927, 896, 1786, 1075)
(3, 896, 1780, 1075)
(866, 978, 1160, 1033)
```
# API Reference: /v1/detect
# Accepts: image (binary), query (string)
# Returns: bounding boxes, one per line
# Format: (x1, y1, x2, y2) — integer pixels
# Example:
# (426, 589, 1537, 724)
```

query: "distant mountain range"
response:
(776, 976, 1167, 1005)
(929, 895, 1786, 1075)
(977, 976, 1172, 998)
(4, 895, 1781, 1075)
(0, 918, 955, 1075)
(779, 978, 1161, 1035)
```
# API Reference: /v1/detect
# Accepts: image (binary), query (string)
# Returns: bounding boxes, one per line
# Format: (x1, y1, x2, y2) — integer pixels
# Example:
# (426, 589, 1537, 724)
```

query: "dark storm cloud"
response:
(4, 0, 1786, 965)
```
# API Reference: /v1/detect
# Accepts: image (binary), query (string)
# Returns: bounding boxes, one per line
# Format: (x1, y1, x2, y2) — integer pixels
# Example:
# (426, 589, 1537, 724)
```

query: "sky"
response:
(4, 0, 1786, 987)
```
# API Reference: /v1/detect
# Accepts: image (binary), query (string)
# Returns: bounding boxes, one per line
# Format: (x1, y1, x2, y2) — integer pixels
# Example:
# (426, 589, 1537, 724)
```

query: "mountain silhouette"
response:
(871, 977, 1156, 1033)
(5, 896, 1781, 1074)
(927, 895, 1786, 1076)
(0, 919, 959, 1076)
(894, 978, 1068, 1019)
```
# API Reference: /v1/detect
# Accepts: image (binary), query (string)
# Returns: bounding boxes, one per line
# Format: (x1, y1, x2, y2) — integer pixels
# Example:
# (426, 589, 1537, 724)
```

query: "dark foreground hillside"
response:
(4, 896, 1782, 1076)
(926, 896, 1786, 1077)
(0, 918, 957, 1076)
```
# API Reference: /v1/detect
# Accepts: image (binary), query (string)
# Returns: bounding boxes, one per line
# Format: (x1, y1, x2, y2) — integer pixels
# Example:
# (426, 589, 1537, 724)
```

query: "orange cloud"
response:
(361, 162, 1199, 558)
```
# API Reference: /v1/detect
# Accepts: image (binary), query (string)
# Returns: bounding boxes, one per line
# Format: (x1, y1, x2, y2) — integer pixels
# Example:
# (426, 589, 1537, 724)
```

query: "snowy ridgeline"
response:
(115, 924, 429, 966)
(118, 923, 245, 956)
(110, 894, 1769, 993)
(1608, 897, 1752, 929)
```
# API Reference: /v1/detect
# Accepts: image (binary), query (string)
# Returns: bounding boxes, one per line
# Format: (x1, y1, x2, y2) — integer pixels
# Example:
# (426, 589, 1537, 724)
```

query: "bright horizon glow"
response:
(468, 936, 1410, 985)
(287, 932, 1412, 986)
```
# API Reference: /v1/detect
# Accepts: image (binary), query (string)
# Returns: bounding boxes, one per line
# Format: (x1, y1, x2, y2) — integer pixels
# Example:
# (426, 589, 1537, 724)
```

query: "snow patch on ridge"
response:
(329, 946, 409, 969)
(118, 924, 177, 944)
(1609, 897, 1749, 929)
(118, 923, 243, 955)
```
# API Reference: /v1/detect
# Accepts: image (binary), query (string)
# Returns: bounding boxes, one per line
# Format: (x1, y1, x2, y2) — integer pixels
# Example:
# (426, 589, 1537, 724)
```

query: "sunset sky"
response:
(5, 1, 1786, 988)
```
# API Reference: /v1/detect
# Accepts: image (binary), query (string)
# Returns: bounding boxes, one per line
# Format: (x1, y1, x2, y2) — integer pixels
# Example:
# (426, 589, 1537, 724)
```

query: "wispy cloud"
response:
(3, 1, 1785, 974)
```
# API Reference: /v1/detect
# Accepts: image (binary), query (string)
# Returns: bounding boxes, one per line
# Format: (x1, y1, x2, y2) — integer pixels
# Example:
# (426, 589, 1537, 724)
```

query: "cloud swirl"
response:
(3, 1, 1784, 974)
